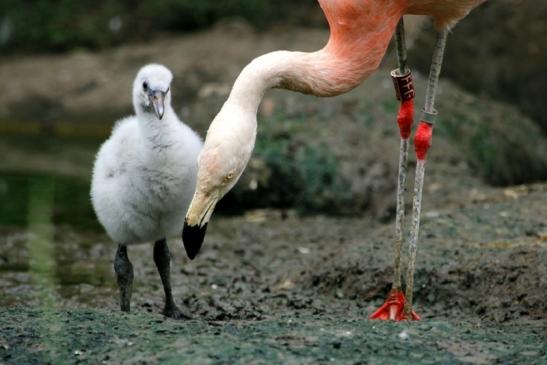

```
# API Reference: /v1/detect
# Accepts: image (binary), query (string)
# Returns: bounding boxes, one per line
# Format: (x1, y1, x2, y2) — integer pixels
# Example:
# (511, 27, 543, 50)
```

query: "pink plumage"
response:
(183, 0, 487, 321)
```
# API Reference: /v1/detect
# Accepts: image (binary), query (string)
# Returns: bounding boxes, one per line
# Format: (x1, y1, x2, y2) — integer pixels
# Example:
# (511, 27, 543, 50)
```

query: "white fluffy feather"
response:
(91, 64, 202, 244)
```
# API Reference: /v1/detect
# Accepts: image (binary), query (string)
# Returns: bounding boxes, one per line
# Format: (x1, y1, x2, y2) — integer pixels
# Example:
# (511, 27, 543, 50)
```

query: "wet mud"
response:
(1, 182, 546, 364)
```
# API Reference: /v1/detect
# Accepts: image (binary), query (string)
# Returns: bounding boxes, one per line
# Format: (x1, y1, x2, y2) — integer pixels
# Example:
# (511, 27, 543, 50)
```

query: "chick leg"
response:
(154, 238, 191, 319)
(114, 243, 134, 312)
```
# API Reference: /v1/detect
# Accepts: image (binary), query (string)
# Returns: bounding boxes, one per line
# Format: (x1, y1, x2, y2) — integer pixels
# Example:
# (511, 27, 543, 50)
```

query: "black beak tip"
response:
(182, 221, 207, 260)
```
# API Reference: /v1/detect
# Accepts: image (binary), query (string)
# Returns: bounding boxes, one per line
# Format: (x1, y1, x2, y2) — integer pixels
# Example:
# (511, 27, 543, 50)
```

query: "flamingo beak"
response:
(182, 190, 219, 260)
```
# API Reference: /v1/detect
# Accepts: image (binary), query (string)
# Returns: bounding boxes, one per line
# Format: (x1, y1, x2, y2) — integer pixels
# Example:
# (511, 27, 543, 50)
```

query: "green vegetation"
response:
(0, 0, 319, 52)
(409, 1, 547, 134)
(247, 141, 351, 213)
(219, 113, 353, 215)
(436, 101, 547, 186)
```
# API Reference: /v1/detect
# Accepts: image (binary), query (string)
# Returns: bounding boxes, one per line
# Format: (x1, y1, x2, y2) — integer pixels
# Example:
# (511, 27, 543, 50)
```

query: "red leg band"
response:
(414, 121, 433, 161)
(397, 99, 414, 139)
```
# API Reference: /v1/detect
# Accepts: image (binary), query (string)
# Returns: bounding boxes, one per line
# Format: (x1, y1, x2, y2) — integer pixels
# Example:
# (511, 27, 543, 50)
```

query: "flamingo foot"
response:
(370, 289, 420, 321)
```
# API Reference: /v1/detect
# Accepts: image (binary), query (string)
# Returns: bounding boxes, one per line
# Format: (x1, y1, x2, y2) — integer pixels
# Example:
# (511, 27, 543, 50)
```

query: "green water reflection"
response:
(27, 176, 56, 306)
(0, 134, 113, 309)
(26, 176, 65, 362)
(0, 171, 101, 231)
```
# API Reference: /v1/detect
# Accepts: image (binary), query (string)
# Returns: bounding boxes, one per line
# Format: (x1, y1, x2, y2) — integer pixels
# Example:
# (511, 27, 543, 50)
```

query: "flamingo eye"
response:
(223, 172, 234, 183)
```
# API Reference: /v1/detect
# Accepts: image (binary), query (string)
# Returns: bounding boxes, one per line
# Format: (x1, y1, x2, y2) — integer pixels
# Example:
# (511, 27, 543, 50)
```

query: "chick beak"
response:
(149, 90, 165, 120)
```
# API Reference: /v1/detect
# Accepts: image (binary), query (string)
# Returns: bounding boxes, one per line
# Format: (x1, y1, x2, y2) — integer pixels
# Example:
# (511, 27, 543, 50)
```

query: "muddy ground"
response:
(1, 21, 547, 365)
(0, 179, 546, 364)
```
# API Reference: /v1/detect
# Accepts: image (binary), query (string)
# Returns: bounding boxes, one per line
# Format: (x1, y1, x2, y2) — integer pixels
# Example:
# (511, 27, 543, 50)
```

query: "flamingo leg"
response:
(392, 19, 410, 293)
(404, 29, 449, 318)
(371, 18, 416, 321)
(392, 137, 409, 291)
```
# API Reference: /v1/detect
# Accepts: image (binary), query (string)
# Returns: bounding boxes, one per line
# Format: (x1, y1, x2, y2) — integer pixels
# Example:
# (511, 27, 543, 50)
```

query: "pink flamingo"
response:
(183, 0, 485, 320)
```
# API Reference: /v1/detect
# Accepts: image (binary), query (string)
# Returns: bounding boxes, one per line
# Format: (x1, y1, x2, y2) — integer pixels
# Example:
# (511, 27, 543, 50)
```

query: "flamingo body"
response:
(183, 0, 485, 264)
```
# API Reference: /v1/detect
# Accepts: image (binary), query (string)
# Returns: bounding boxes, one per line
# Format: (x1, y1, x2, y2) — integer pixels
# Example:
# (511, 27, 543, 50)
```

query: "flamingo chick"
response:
(91, 64, 203, 319)
(183, 0, 484, 318)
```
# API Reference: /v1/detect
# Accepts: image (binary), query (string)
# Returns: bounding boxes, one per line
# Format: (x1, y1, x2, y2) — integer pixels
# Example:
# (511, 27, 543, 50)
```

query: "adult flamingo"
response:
(183, 0, 485, 320)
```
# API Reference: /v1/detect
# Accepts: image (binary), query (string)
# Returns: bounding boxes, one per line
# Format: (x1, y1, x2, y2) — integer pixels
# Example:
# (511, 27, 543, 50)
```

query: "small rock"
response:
(398, 330, 410, 340)
(298, 247, 311, 255)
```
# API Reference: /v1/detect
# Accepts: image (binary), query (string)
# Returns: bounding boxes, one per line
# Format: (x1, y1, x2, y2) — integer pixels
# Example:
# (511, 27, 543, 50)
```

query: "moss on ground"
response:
(1, 308, 545, 365)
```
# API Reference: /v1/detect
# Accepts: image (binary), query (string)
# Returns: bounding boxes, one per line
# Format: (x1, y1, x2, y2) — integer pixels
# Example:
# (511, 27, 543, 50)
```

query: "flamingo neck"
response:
(226, 0, 404, 114)
(226, 50, 315, 114)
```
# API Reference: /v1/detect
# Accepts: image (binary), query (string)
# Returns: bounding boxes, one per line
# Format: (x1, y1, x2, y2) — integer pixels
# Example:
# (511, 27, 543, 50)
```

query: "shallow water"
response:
(0, 171, 100, 229)
(0, 134, 116, 309)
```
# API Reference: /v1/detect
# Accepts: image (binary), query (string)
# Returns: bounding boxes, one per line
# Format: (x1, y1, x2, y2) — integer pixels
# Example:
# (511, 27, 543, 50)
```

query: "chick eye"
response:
(142, 81, 148, 91)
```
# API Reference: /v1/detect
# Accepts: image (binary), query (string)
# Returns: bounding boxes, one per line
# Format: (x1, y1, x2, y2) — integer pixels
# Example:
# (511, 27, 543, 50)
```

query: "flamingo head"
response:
(182, 103, 257, 260)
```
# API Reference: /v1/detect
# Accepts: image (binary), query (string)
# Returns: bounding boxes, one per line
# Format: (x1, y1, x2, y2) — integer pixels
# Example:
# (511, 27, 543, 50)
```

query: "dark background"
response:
(0, 0, 545, 218)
